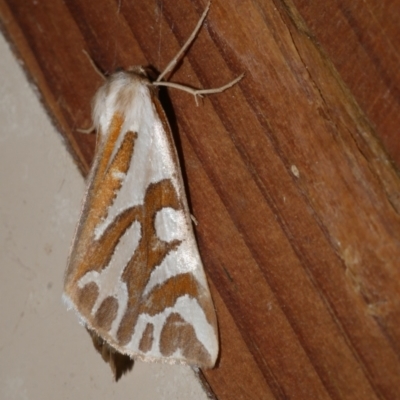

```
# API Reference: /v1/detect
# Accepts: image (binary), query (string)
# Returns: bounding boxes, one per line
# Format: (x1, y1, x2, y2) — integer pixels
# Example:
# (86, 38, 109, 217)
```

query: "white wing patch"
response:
(155, 207, 186, 242)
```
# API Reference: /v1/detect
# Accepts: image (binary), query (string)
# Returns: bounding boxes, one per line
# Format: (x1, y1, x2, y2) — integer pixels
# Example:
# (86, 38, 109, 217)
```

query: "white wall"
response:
(0, 32, 209, 400)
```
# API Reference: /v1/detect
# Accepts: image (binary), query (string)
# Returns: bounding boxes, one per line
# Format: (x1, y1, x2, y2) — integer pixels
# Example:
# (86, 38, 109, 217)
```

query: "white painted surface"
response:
(0, 32, 209, 400)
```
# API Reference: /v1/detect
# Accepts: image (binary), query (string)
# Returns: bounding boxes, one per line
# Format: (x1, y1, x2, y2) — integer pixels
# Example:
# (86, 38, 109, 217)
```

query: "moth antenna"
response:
(154, 73, 244, 105)
(156, 1, 211, 83)
(153, 2, 243, 102)
(76, 51, 106, 133)
(82, 50, 107, 81)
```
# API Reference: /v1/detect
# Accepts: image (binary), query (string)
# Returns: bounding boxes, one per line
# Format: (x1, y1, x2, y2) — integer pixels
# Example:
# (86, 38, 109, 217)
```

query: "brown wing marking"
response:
(65, 112, 137, 286)
(138, 323, 155, 353)
(116, 178, 183, 344)
(160, 313, 212, 367)
(141, 273, 199, 316)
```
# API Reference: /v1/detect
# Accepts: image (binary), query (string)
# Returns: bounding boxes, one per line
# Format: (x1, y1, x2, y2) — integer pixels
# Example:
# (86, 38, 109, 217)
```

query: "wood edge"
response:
(0, 0, 90, 175)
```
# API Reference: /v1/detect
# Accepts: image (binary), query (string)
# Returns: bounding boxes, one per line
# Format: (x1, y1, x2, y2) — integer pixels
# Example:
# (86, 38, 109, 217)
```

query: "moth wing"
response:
(63, 71, 218, 373)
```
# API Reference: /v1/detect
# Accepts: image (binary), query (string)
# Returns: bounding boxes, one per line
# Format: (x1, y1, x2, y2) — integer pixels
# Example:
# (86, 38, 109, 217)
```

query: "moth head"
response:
(125, 66, 151, 83)
(92, 69, 152, 136)
(127, 66, 159, 85)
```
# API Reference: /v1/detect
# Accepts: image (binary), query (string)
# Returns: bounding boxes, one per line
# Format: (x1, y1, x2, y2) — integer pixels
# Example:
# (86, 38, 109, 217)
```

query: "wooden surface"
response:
(1, 0, 400, 399)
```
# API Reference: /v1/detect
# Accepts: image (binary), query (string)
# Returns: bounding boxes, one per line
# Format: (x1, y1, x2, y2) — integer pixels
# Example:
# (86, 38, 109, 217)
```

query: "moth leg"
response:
(76, 124, 96, 134)
(191, 214, 198, 226)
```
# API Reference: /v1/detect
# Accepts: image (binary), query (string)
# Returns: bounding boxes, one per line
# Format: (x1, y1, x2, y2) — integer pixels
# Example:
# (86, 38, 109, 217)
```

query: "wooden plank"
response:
(1, 0, 400, 398)
(292, 0, 400, 166)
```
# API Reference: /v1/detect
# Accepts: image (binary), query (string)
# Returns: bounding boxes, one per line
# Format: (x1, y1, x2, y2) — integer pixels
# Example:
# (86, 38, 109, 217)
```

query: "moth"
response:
(63, 2, 242, 380)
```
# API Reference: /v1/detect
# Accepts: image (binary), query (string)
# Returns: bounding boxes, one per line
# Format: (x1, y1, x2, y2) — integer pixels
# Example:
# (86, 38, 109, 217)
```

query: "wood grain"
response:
(1, 0, 399, 398)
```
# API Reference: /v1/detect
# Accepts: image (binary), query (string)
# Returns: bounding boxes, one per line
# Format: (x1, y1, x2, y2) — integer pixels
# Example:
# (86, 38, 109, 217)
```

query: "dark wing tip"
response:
(87, 327, 134, 381)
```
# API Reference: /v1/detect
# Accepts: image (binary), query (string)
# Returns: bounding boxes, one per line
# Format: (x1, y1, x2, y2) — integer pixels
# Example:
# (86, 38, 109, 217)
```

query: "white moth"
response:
(63, 2, 242, 380)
